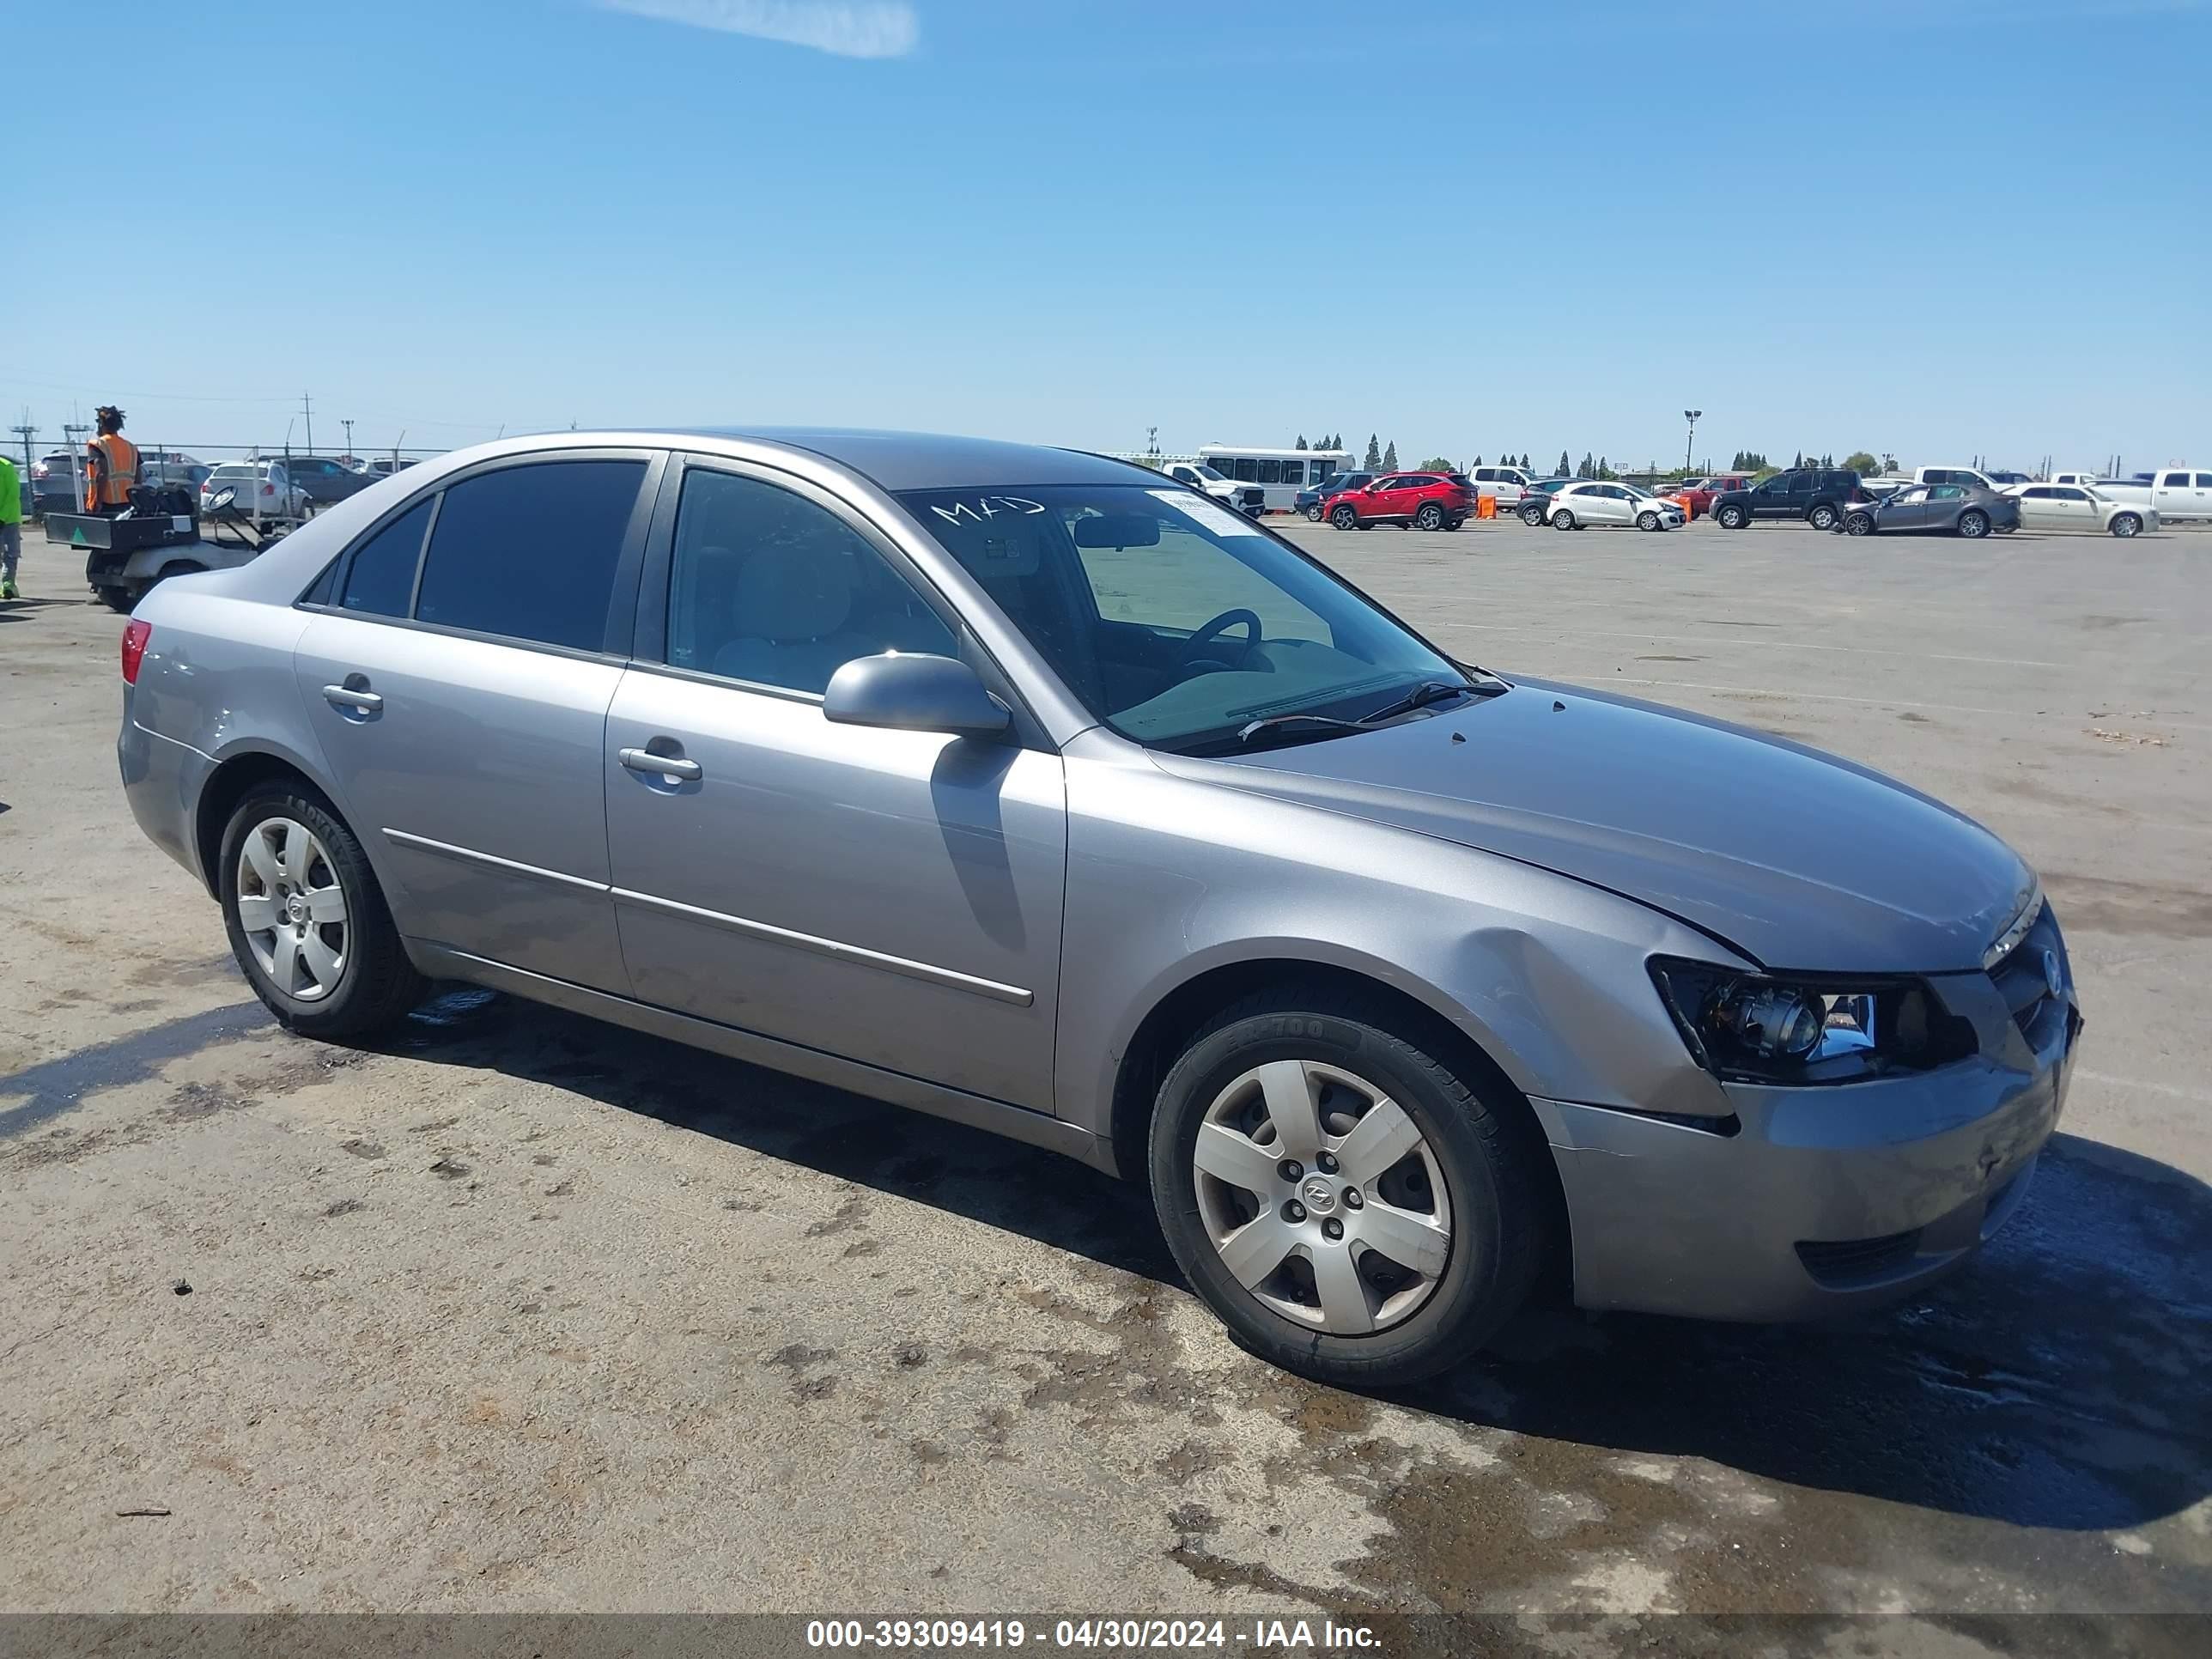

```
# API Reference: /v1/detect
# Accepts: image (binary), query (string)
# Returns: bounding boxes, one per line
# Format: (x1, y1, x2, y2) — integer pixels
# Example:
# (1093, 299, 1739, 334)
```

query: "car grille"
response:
(1796, 1229, 1923, 1287)
(1987, 902, 2068, 1042)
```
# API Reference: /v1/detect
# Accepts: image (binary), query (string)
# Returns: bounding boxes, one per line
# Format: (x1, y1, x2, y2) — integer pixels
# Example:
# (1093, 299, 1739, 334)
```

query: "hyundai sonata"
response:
(116, 428, 2078, 1386)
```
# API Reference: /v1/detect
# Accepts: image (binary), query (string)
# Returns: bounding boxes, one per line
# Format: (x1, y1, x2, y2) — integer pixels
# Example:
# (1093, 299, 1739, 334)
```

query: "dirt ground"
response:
(3, 514, 2208, 1649)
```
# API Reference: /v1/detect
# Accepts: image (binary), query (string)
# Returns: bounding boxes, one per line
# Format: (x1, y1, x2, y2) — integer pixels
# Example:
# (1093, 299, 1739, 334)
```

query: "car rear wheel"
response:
(1520, 504, 1546, 526)
(1637, 511, 1659, 531)
(1148, 988, 1545, 1388)
(1717, 504, 1748, 529)
(220, 787, 425, 1040)
(1330, 505, 1358, 530)
(2112, 513, 2142, 538)
(1415, 503, 1445, 531)
(1807, 503, 1838, 532)
(1551, 508, 1577, 530)
(1957, 510, 1990, 539)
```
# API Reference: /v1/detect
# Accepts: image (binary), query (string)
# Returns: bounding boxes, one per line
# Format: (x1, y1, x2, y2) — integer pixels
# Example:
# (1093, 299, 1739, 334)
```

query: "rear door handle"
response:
(619, 746, 702, 782)
(322, 684, 383, 713)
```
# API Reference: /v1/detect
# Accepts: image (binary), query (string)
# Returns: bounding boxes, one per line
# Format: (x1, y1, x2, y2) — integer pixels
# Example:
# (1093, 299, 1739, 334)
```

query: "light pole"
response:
(341, 418, 354, 462)
(1683, 410, 1701, 477)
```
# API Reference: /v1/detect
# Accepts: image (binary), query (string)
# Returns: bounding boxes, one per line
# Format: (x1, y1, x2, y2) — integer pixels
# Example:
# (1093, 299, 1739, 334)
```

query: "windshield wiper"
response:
(1234, 679, 1472, 745)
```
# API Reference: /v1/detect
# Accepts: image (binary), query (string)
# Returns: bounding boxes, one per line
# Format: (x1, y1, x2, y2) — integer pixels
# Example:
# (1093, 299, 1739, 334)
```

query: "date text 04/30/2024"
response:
(805, 1619, 1382, 1650)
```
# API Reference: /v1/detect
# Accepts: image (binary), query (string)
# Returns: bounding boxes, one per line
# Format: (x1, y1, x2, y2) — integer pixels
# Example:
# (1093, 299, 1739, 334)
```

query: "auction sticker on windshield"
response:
(1147, 490, 1261, 538)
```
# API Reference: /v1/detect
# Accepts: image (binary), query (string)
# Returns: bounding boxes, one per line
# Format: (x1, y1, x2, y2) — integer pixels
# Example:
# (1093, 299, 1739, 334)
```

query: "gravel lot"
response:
(3, 514, 2209, 1644)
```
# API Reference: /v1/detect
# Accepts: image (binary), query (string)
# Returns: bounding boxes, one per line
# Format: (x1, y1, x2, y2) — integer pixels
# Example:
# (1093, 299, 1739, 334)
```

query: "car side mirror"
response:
(823, 653, 1010, 739)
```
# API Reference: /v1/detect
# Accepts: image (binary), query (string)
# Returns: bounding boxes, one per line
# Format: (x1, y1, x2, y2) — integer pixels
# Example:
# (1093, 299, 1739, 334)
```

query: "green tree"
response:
(1419, 455, 1455, 472)
(1295, 434, 1308, 450)
(1597, 454, 1613, 480)
(1577, 452, 1595, 479)
(1364, 434, 1382, 470)
(1472, 455, 1483, 467)
(1519, 453, 1530, 471)
(1843, 451, 1878, 474)
(1557, 450, 1571, 477)
(1382, 441, 1399, 471)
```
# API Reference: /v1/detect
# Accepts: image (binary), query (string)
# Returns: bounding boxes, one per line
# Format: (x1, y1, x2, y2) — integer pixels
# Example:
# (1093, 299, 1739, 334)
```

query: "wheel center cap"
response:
(1299, 1175, 1336, 1214)
(284, 893, 308, 923)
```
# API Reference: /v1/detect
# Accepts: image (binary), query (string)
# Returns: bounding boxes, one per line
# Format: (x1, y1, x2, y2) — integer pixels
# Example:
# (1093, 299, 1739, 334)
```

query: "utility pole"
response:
(9, 416, 35, 477)
(301, 392, 314, 457)
(341, 418, 353, 462)
(1682, 410, 1701, 477)
(1146, 425, 1160, 459)
(63, 422, 92, 507)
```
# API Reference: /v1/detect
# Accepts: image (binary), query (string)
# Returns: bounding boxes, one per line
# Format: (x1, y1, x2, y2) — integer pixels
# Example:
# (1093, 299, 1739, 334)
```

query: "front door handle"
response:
(322, 683, 383, 714)
(619, 746, 702, 782)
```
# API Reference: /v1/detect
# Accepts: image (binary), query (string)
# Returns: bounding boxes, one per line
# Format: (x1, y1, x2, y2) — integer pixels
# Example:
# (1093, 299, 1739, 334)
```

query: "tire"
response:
(1845, 512, 1875, 536)
(1552, 507, 1577, 531)
(2112, 513, 2142, 538)
(1637, 511, 1659, 532)
(1147, 986, 1547, 1388)
(219, 786, 424, 1041)
(1414, 503, 1445, 532)
(1520, 504, 1546, 526)
(1957, 510, 1990, 539)
(96, 586, 141, 614)
(1717, 504, 1748, 529)
(1807, 502, 1838, 532)
(1305, 504, 1325, 523)
(1330, 505, 1358, 530)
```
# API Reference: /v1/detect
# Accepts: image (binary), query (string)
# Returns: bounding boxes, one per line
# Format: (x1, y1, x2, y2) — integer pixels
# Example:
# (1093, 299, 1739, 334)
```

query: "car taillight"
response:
(121, 618, 151, 684)
(261, 483, 275, 495)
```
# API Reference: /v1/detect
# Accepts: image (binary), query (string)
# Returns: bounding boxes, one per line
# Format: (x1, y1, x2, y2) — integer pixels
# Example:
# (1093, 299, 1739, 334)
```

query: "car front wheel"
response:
(220, 787, 424, 1040)
(1637, 511, 1659, 531)
(1305, 504, 1325, 522)
(1148, 988, 1545, 1388)
(1552, 507, 1577, 530)
(1845, 512, 1875, 536)
(1330, 505, 1359, 530)
(2112, 513, 2142, 538)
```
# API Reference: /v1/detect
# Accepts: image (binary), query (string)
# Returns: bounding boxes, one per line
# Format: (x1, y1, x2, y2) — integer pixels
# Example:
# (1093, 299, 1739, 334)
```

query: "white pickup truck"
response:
(2044, 469, 2212, 521)
(1159, 461, 1267, 516)
(1867, 465, 2006, 497)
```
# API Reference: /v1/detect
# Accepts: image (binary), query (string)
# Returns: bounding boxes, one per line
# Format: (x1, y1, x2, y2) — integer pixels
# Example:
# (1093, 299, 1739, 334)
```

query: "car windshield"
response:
(896, 483, 1468, 751)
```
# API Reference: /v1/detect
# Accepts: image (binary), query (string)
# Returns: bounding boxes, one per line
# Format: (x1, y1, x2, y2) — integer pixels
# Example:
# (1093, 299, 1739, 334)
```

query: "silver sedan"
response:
(116, 428, 2078, 1386)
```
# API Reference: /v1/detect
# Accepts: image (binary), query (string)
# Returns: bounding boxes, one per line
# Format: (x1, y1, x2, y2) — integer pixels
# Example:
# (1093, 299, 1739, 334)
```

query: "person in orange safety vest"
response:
(82, 406, 141, 513)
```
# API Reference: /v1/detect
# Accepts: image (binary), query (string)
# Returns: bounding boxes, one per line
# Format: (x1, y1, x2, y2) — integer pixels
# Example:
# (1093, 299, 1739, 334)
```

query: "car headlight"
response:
(1648, 957, 1975, 1085)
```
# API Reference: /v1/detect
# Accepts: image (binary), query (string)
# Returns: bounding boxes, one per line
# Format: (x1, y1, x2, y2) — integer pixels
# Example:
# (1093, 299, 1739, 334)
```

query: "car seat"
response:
(714, 544, 869, 693)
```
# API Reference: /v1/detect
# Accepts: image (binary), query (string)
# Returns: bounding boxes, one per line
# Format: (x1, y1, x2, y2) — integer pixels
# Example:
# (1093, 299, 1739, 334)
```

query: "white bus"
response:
(1196, 445, 1355, 512)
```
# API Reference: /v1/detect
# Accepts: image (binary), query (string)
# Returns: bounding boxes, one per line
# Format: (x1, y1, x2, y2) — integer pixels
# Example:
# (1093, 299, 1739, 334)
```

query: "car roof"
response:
(667, 427, 1147, 490)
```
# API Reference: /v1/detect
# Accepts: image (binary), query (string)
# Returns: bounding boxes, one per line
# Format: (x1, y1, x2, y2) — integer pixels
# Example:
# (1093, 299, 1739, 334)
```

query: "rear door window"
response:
(2160, 472, 2189, 487)
(337, 498, 434, 617)
(413, 459, 647, 650)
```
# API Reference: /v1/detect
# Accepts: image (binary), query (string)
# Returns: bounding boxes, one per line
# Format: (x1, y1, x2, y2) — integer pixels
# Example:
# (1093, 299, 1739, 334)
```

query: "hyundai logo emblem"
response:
(2040, 948, 2063, 1000)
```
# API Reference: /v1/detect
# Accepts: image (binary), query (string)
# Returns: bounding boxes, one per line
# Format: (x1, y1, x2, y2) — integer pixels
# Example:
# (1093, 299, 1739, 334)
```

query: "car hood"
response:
(1155, 680, 2033, 973)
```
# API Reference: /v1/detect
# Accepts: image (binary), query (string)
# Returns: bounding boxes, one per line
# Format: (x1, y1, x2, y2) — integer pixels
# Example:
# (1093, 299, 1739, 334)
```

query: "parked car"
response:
(1162, 460, 1267, 516)
(1547, 480, 1686, 532)
(2003, 483, 2156, 538)
(202, 461, 308, 525)
(284, 454, 382, 508)
(1712, 468, 1868, 531)
(1325, 471, 1478, 531)
(117, 427, 2077, 1388)
(1668, 474, 1750, 520)
(368, 458, 417, 476)
(1836, 483, 2021, 539)
(29, 450, 83, 514)
(1297, 471, 1373, 522)
(1516, 478, 1575, 526)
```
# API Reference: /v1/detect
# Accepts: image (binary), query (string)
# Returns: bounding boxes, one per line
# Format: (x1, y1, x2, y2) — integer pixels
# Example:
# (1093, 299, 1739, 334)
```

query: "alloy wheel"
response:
(1331, 506, 1358, 529)
(1809, 505, 1837, 531)
(1416, 505, 1443, 531)
(234, 817, 349, 1001)
(1959, 511, 1989, 539)
(1192, 1060, 1454, 1335)
(2113, 514, 2140, 538)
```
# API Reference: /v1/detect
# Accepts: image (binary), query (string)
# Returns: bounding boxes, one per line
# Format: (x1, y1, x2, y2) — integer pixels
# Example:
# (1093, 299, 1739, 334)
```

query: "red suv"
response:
(1324, 470, 1478, 531)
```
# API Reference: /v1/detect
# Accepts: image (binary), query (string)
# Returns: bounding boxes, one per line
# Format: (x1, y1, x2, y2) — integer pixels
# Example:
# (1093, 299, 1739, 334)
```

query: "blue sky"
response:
(7, 0, 2208, 471)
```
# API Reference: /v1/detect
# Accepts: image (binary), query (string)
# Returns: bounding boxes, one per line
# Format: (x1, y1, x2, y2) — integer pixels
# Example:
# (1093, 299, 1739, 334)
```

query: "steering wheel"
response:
(1177, 608, 1262, 675)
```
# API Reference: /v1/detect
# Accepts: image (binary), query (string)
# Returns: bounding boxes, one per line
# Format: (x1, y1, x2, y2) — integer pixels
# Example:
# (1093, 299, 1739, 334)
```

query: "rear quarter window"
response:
(337, 498, 434, 617)
(411, 459, 647, 651)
